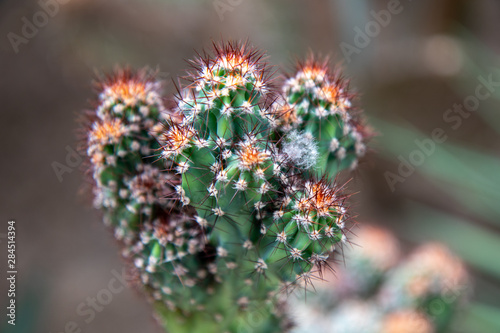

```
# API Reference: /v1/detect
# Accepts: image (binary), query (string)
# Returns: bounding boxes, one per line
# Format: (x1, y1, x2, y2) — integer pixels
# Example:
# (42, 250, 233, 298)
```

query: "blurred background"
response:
(2, 0, 500, 332)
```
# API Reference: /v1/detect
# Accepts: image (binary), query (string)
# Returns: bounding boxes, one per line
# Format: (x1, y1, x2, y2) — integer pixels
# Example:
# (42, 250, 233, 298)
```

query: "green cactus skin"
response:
(280, 56, 368, 175)
(84, 43, 366, 333)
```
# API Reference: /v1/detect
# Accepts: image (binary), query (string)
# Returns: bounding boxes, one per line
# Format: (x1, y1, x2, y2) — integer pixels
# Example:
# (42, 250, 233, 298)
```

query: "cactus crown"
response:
(83, 42, 369, 333)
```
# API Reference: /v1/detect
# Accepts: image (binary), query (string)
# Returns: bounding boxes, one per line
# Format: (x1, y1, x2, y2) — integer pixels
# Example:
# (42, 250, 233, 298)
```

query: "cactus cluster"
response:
(290, 225, 470, 333)
(83, 41, 369, 332)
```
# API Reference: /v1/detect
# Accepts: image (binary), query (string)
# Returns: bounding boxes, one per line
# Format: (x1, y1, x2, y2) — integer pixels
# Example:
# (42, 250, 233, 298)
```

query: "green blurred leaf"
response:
(371, 117, 500, 226)
(453, 303, 500, 333)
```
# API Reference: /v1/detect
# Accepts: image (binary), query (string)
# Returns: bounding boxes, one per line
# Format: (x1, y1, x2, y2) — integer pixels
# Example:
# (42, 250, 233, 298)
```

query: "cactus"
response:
(329, 300, 383, 333)
(289, 226, 470, 333)
(378, 243, 470, 332)
(281, 56, 368, 175)
(381, 310, 435, 333)
(337, 225, 401, 297)
(83, 42, 368, 332)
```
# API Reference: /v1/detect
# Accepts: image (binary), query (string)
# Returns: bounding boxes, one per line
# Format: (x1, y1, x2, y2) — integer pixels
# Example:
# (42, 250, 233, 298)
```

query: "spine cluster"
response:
(84, 42, 369, 332)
